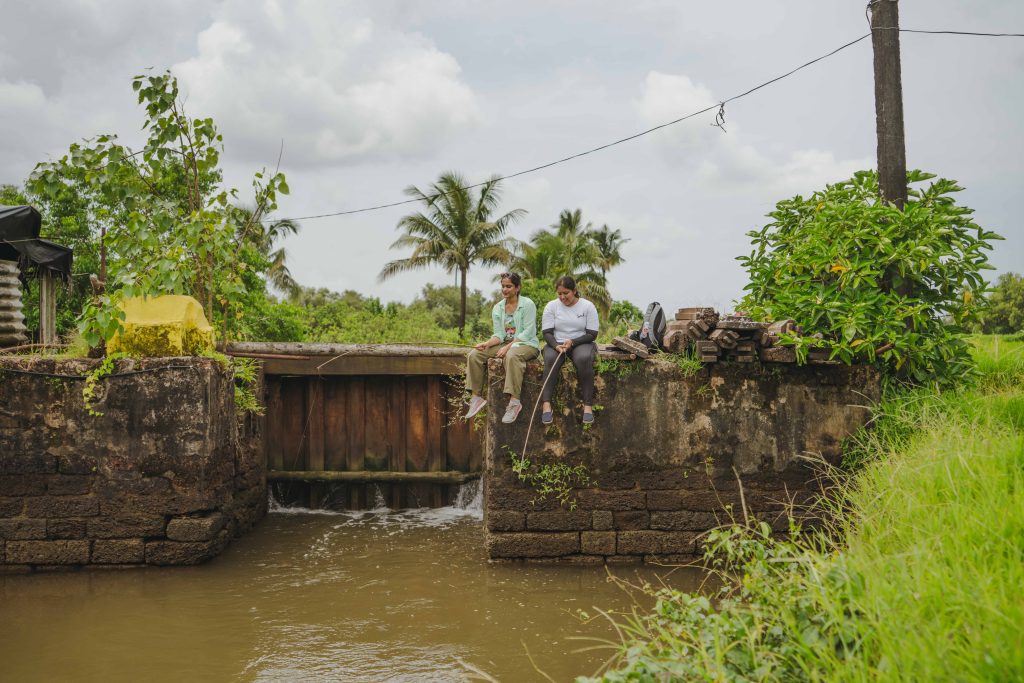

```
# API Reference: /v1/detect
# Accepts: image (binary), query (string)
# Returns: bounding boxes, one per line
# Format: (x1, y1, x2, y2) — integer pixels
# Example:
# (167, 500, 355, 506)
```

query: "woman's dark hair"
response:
(554, 275, 578, 293)
(499, 272, 522, 288)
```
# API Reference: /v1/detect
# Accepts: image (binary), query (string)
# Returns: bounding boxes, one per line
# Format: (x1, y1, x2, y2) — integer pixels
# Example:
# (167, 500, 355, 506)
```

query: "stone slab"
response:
(6, 540, 90, 565)
(166, 513, 226, 542)
(486, 532, 579, 558)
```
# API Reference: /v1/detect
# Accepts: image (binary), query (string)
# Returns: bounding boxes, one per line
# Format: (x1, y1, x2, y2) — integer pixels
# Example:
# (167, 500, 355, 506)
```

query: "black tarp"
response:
(0, 205, 73, 283)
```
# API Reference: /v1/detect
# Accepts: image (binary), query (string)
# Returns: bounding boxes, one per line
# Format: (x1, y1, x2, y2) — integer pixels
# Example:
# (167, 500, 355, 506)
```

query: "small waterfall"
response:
(371, 484, 388, 511)
(452, 479, 482, 513)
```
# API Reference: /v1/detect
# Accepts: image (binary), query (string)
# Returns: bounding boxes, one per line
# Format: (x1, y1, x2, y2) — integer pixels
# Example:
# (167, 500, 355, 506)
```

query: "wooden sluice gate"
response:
(228, 343, 482, 510)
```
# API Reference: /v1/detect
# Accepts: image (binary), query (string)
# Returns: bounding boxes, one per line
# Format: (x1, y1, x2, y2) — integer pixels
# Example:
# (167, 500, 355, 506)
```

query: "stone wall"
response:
(484, 355, 878, 563)
(0, 356, 265, 572)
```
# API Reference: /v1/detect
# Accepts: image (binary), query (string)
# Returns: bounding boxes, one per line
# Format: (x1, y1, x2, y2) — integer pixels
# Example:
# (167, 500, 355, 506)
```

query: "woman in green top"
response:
(465, 272, 540, 424)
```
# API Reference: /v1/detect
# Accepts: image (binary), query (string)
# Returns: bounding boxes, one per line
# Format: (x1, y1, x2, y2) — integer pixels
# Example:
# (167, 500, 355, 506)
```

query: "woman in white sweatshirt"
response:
(540, 275, 599, 425)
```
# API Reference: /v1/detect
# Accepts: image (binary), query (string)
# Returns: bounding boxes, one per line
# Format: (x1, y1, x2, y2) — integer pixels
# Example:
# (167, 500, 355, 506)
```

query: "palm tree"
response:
(509, 240, 555, 281)
(588, 224, 628, 280)
(379, 171, 526, 335)
(262, 217, 300, 295)
(527, 208, 610, 312)
(230, 206, 301, 296)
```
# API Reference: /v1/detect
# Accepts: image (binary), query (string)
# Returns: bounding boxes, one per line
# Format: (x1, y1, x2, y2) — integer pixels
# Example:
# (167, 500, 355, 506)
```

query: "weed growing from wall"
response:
(666, 350, 703, 378)
(594, 357, 644, 379)
(508, 448, 592, 510)
(201, 350, 263, 415)
(82, 352, 130, 417)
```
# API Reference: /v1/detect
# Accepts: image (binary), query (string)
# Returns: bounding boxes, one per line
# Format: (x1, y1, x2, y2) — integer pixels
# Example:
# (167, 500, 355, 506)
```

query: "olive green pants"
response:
(466, 344, 539, 398)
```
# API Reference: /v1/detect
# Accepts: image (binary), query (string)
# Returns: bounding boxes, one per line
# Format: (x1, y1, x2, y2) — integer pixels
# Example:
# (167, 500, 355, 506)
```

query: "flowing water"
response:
(0, 483, 704, 682)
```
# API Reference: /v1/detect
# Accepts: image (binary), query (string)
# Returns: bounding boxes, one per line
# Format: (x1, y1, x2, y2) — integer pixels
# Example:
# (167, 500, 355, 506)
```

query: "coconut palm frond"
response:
(384, 171, 526, 333)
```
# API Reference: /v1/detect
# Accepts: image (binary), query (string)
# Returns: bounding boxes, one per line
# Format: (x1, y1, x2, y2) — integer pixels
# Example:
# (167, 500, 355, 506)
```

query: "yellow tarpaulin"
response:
(107, 295, 215, 356)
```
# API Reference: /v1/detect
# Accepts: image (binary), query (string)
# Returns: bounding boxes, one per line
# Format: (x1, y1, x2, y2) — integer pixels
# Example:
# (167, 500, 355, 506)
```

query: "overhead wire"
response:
(4, 27, 1021, 231)
(265, 33, 874, 223)
(262, 27, 1023, 224)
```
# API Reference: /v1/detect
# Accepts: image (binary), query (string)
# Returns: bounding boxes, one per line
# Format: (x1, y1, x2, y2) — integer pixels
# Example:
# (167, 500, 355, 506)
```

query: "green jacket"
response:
(490, 296, 540, 349)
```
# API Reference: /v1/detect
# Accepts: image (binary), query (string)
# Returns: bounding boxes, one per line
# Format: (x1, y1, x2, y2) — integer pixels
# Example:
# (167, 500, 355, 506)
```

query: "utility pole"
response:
(870, 0, 908, 209)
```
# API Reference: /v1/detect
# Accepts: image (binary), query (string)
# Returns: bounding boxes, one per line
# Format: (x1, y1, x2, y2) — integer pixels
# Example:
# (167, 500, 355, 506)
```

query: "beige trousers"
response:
(466, 344, 539, 398)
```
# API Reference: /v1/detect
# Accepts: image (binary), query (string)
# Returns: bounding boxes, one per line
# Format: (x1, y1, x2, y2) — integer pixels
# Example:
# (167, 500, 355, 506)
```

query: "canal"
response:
(0, 484, 703, 682)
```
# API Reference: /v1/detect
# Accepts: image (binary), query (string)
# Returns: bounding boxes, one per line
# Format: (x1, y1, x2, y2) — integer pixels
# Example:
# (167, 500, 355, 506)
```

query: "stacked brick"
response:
(486, 470, 804, 564)
(662, 307, 811, 364)
(484, 358, 880, 564)
(0, 357, 266, 572)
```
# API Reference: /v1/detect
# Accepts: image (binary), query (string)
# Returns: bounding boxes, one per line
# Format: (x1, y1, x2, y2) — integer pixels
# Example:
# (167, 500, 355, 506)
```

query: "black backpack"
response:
(630, 301, 667, 351)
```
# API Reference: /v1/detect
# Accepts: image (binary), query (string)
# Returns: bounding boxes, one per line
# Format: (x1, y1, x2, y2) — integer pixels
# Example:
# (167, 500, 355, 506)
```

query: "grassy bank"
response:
(584, 335, 1024, 682)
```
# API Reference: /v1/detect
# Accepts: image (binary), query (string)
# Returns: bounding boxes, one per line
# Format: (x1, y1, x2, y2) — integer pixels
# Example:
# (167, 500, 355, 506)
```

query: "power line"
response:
(268, 33, 873, 223)
(265, 27, 1023, 224)
(897, 29, 1024, 37)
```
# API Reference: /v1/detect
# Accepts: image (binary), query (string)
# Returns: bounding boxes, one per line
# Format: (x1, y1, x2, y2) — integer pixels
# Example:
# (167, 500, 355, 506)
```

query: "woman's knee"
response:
(572, 343, 596, 366)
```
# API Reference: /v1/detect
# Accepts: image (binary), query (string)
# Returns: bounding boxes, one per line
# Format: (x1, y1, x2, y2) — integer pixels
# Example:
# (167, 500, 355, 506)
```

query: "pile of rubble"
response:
(613, 307, 829, 364)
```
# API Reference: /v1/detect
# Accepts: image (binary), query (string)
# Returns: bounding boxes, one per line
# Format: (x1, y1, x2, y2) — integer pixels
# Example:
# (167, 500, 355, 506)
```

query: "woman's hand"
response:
(495, 343, 512, 359)
(557, 339, 573, 353)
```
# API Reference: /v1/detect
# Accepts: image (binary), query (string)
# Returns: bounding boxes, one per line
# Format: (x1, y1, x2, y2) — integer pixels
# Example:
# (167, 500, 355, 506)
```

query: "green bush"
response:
(738, 170, 1001, 386)
(585, 336, 1024, 682)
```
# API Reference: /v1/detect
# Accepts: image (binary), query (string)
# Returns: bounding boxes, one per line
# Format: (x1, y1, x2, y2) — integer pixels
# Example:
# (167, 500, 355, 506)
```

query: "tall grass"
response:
(583, 335, 1024, 682)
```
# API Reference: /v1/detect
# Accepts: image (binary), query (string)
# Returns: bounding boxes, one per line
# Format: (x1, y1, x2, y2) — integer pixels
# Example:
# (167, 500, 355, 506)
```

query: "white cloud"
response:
(172, 1, 480, 168)
(636, 70, 870, 197)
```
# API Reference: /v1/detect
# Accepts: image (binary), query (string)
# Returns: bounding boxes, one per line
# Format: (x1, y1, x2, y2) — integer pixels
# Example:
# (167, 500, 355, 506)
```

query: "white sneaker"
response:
(465, 395, 487, 419)
(501, 400, 523, 424)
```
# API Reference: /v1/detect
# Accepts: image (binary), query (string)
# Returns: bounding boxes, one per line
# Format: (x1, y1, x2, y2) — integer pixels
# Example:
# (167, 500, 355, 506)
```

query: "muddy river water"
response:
(0, 484, 703, 681)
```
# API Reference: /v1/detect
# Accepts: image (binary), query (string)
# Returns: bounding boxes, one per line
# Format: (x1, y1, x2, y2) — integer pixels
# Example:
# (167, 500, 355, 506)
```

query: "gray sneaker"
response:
(501, 401, 523, 424)
(465, 396, 487, 419)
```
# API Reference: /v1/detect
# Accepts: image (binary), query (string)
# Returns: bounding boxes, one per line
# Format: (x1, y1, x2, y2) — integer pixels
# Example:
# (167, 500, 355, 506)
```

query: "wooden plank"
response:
(267, 470, 481, 484)
(281, 378, 308, 472)
(387, 377, 407, 509)
(364, 379, 389, 472)
(261, 355, 463, 377)
(444, 377, 470, 473)
(323, 377, 349, 471)
(346, 377, 366, 509)
(264, 377, 285, 472)
(405, 376, 430, 508)
(405, 377, 429, 473)
(427, 376, 445, 507)
(306, 379, 325, 471)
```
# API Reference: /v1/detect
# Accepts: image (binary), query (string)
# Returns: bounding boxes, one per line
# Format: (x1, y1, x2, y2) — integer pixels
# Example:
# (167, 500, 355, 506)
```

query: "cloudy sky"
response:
(1, 0, 1021, 310)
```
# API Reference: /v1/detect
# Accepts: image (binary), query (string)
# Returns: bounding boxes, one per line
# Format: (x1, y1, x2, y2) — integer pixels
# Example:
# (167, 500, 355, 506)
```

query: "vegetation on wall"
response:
(738, 170, 1001, 386)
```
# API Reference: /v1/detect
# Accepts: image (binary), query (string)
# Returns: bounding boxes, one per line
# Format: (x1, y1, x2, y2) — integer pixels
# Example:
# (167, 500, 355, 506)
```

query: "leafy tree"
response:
(379, 171, 526, 336)
(978, 272, 1024, 334)
(415, 283, 489, 338)
(289, 286, 364, 309)
(27, 71, 289, 346)
(738, 170, 1001, 386)
(609, 299, 642, 327)
(303, 296, 462, 344)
